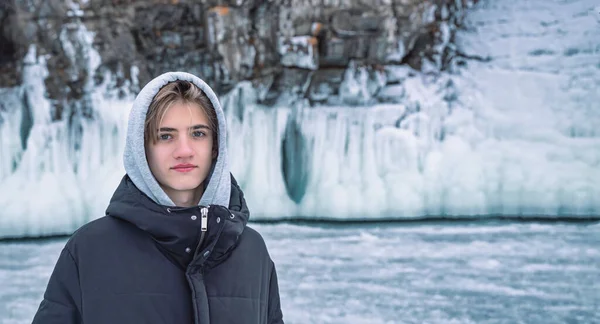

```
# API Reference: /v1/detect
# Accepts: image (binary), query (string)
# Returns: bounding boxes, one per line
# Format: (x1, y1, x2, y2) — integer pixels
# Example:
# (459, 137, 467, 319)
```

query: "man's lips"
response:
(172, 164, 197, 172)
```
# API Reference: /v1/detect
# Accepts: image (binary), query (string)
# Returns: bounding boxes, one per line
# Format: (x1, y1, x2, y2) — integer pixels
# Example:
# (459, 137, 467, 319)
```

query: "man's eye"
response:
(158, 134, 172, 141)
(192, 131, 206, 138)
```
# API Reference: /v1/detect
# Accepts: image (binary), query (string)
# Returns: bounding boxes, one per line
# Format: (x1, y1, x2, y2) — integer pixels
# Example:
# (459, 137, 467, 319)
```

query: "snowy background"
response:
(1, 0, 600, 322)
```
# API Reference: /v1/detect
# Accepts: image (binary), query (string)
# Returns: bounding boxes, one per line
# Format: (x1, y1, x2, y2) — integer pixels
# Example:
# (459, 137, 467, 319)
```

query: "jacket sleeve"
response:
(32, 247, 82, 324)
(268, 261, 284, 324)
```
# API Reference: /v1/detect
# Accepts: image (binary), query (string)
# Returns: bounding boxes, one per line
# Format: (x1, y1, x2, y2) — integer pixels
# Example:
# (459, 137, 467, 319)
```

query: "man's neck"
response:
(166, 187, 204, 208)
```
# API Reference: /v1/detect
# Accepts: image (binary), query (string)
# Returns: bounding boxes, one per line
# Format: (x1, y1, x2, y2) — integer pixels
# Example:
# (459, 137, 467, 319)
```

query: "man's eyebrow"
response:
(158, 125, 210, 132)
(190, 124, 210, 130)
(158, 127, 177, 132)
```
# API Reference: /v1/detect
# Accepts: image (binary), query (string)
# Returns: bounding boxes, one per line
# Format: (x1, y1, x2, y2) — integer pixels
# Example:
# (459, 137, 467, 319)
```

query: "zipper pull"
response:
(201, 206, 208, 232)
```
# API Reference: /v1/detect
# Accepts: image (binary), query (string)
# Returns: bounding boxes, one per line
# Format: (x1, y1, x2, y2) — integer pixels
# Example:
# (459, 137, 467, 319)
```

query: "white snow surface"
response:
(1, 222, 599, 323)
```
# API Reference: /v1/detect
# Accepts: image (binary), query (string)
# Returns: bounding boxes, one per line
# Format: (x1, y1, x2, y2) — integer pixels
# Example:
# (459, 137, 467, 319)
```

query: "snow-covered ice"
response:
(1, 221, 599, 323)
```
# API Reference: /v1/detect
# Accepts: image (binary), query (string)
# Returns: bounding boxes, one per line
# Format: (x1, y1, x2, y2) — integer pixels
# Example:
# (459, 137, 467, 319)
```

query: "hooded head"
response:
(123, 72, 230, 208)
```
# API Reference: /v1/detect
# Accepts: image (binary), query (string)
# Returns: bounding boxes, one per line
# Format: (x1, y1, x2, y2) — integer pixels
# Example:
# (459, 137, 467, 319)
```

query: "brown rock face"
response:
(1, 1, 29, 87)
(0, 0, 476, 109)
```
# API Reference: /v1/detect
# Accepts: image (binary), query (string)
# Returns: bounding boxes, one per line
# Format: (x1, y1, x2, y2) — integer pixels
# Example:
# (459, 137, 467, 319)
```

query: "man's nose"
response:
(173, 136, 194, 158)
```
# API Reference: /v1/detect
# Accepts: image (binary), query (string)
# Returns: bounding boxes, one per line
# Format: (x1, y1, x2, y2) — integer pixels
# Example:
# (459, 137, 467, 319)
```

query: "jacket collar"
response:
(106, 175, 249, 270)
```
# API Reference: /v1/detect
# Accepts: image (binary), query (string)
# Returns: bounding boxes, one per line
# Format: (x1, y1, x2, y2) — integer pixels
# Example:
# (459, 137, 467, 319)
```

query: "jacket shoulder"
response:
(241, 226, 266, 246)
(237, 226, 274, 262)
(65, 216, 140, 255)
(71, 216, 125, 238)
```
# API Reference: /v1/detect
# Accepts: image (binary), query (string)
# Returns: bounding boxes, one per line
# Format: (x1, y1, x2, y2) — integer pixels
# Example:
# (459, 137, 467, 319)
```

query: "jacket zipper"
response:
(201, 206, 208, 232)
(193, 206, 209, 259)
(187, 205, 227, 324)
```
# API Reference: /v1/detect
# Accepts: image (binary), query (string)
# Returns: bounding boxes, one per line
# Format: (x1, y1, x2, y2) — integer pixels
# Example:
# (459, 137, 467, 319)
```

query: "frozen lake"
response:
(1, 221, 599, 324)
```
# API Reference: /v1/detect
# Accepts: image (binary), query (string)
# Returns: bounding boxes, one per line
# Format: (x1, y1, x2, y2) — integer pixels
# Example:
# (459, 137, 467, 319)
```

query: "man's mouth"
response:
(172, 164, 197, 173)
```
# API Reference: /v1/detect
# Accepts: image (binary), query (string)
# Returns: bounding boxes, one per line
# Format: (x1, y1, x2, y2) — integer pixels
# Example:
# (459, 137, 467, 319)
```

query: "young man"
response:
(32, 72, 284, 324)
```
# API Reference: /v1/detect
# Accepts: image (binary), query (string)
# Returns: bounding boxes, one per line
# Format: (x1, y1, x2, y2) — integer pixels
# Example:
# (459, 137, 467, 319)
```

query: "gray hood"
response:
(123, 71, 230, 207)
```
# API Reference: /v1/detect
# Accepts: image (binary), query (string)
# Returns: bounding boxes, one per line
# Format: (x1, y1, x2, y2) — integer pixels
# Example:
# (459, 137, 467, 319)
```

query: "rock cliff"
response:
(1, 0, 476, 112)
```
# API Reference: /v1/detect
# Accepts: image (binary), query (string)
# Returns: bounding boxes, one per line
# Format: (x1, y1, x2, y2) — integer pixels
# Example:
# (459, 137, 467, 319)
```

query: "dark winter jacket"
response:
(32, 72, 284, 324)
(32, 175, 283, 324)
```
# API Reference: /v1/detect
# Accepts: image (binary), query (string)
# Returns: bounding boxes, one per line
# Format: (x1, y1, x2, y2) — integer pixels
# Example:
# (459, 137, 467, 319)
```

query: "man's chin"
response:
(171, 184, 203, 192)
(163, 177, 199, 190)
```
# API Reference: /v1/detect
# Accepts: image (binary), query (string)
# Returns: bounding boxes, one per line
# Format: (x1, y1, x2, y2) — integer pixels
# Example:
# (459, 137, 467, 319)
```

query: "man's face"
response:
(146, 101, 216, 201)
